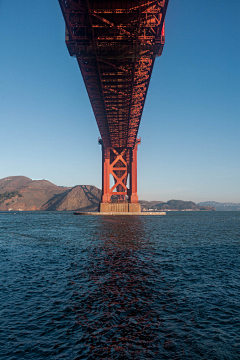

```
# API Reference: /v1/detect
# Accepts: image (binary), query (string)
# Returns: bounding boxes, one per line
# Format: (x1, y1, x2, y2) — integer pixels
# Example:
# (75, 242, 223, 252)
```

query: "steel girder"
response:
(58, 0, 169, 148)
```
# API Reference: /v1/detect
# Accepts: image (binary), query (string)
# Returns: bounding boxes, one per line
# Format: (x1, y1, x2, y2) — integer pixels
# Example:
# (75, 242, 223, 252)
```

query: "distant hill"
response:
(140, 200, 164, 209)
(4, 176, 237, 212)
(0, 176, 69, 211)
(198, 201, 240, 211)
(0, 176, 101, 211)
(0, 176, 32, 190)
(42, 185, 101, 211)
(140, 199, 215, 211)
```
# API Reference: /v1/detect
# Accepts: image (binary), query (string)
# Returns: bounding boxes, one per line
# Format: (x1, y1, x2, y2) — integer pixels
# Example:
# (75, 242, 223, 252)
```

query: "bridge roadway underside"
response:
(59, 0, 169, 212)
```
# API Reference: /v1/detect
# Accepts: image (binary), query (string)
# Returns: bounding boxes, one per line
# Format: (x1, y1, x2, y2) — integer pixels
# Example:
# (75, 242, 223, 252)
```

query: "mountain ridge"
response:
(41, 185, 102, 211)
(1, 176, 238, 211)
(0, 176, 100, 211)
(140, 200, 215, 211)
(198, 201, 240, 211)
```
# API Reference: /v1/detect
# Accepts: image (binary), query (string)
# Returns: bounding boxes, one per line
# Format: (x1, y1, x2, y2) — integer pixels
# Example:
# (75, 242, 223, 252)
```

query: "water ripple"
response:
(0, 211, 240, 359)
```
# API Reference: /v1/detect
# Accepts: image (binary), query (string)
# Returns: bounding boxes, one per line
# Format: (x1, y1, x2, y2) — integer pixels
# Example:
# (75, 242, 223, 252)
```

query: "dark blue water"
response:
(0, 211, 239, 359)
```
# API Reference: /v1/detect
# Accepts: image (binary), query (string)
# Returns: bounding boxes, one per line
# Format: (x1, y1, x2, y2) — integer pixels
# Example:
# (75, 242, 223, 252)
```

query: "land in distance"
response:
(198, 201, 240, 211)
(1, 176, 237, 212)
(140, 200, 215, 211)
(0, 176, 101, 212)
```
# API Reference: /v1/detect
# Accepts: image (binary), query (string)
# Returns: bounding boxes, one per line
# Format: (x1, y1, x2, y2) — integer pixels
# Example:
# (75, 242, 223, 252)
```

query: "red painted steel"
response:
(99, 138, 140, 204)
(58, 0, 169, 204)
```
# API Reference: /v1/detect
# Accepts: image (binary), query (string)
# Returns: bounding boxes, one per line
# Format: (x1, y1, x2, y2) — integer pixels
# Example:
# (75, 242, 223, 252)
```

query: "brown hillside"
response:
(0, 176, 69, 211)
(140, 200, 164, 209)
(0, 176, 32, 191)
(41, 185, 102, 211)
(0, 176, 101, 211)
(25, 180, 60, 189)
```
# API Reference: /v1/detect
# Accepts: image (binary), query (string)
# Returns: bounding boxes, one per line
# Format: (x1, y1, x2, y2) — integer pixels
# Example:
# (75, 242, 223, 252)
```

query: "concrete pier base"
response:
(74, 211, 166, 216)
(128, 203, 141, 213)
(99, 202, 141, 213)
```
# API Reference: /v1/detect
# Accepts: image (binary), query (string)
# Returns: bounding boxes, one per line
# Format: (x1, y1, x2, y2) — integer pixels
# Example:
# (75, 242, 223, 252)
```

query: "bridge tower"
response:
(58, 0, 169, 212)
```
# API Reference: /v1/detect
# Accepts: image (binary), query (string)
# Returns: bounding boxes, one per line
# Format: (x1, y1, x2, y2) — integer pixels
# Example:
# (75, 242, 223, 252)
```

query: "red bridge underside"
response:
(59, 0, 169, 149)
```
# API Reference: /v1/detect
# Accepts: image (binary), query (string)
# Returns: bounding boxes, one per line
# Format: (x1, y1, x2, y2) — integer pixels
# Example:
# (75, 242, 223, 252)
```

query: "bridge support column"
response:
(99, 139, 141, 213)
(101, 147, 111, 203)
(130, 139, 140, 204)
(128, 139, 141, 212)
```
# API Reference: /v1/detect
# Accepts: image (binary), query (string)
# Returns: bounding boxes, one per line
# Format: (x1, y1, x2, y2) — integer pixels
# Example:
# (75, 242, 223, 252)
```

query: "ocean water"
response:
(0, 211, 239, 359)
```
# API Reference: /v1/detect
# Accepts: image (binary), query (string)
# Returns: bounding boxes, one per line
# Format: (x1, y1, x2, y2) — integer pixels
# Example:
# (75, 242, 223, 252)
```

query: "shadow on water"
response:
(68, 216, 184, 359)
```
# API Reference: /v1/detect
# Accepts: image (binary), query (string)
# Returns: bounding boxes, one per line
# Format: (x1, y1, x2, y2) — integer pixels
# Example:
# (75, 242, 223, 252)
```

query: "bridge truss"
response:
(59, 0, 169, 211)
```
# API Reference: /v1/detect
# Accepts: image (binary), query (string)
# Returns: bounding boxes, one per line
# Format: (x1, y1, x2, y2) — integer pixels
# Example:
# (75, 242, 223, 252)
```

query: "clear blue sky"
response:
(0, 0, 239, 202)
